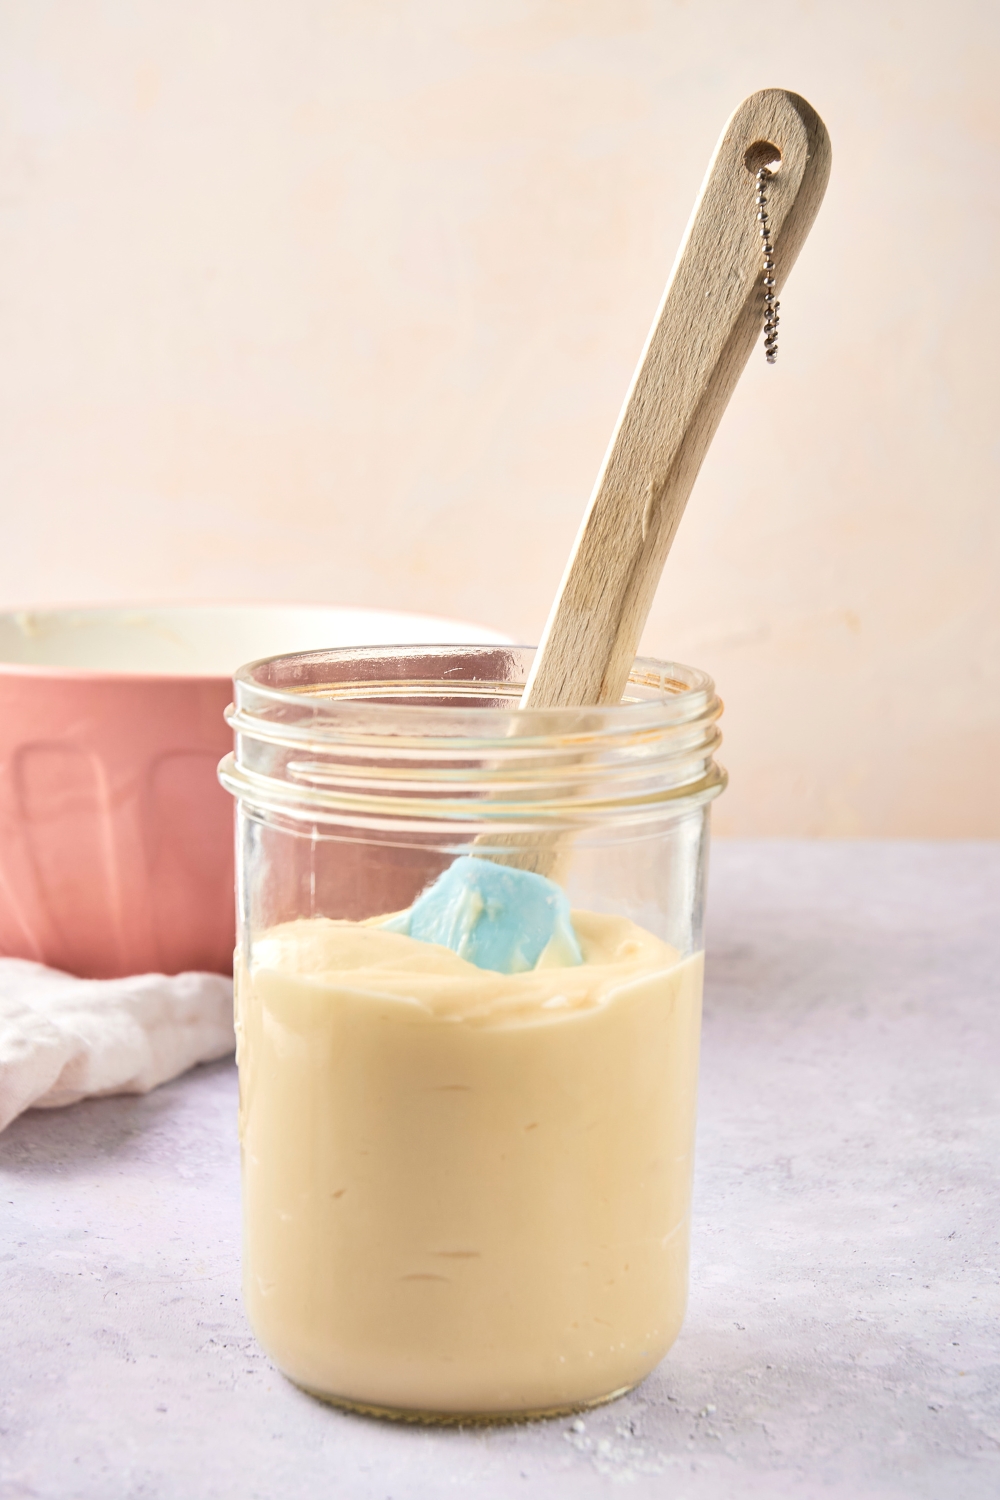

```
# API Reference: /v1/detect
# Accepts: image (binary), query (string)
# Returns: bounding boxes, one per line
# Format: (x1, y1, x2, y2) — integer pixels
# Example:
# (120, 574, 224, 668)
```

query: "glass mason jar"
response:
(219, 644, 725, 1422)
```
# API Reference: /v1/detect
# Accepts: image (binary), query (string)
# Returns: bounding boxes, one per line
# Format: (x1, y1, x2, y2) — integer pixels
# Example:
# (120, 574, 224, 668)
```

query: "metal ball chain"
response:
(756, 166, 779, 363)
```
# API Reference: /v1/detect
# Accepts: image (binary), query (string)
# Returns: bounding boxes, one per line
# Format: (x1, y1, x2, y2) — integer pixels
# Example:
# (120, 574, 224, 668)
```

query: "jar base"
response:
(293, 1378, 639, 1427)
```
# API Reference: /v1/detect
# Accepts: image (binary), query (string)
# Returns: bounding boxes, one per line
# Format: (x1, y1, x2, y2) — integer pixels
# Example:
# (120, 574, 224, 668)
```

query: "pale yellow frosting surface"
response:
(237, 911, 703, 1415)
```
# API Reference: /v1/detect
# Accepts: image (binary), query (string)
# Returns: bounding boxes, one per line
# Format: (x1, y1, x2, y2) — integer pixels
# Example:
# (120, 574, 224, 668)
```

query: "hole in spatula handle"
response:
(744, 139, 782, 174)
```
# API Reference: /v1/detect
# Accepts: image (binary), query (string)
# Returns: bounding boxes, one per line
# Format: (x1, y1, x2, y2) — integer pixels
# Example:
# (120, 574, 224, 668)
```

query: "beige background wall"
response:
(0, 0, 997, 835)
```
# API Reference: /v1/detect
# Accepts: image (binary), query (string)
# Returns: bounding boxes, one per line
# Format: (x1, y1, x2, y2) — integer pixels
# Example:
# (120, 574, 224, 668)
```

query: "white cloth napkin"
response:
(0, 958, 235, 1133)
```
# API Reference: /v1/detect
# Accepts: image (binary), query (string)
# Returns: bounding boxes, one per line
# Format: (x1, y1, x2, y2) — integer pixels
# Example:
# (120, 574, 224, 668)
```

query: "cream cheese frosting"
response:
(237, 909, 703, 1416)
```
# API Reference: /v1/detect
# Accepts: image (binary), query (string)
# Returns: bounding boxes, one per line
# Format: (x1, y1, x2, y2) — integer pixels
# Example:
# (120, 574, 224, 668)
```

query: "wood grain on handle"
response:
(522, 89, 831, 711)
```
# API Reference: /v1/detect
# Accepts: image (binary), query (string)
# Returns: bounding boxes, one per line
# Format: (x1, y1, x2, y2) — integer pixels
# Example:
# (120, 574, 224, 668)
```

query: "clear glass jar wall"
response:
(220, 645, 726, 1420)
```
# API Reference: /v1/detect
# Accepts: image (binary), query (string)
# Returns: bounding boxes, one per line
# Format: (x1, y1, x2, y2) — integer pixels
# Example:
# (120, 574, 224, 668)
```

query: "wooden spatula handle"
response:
(522, 89, 831, 710)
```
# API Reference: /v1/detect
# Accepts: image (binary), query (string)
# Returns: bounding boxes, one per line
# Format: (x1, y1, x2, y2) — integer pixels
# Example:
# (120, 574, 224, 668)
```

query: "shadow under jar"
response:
(219, 645, 726, 1422)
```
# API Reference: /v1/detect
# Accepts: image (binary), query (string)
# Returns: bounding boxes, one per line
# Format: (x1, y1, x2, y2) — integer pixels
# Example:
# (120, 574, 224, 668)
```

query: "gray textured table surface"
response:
(2, 841, 998, 1500)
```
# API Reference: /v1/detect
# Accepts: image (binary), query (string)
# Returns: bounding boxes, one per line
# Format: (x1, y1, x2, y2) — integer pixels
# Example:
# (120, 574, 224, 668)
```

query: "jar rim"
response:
(222, 645, 726, 832)
(230, 644, 720, 747)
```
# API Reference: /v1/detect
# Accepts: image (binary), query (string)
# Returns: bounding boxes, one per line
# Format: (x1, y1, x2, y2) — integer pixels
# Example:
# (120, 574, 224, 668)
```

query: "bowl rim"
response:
(0, 602, 511, 683)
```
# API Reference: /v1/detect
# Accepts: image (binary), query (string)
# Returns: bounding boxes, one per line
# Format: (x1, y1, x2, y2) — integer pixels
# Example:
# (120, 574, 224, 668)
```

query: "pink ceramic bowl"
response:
(0, 605, 507, 979)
